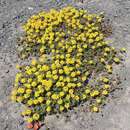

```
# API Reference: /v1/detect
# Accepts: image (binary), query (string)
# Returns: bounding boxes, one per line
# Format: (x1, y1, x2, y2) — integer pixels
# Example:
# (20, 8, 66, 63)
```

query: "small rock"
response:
(28, 7, 33, 10)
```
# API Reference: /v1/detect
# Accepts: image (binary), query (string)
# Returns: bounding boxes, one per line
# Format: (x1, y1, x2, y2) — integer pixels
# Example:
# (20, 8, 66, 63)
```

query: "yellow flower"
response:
(102, 77, 109, 83)
(33, 99, 39, 105)
(85, 89, 90, 94)
(82, 76, 86, 81)
(92, 106, 99, 112)
(21, 111, 26, 116)
(64, 67, 70, 75)
(37, 75, 43, 82)
(100, 58, 105, 63)
(76, 70, 81, 75)
(25, 109, 32, 115)
(28, 78, 33, 83)
(104, 47, 110, 52)
(51, 64, 56, 70)
(57, 99, 63, 105)
(14, 83, 18, 87)
(66, 77, 70, 82)
(53, 75, 58, 80)
(75, 64, 80, 68)
(26, 89, 32, 94)
(26, 69, 32, 75)
(65, 103, 70, 109)
(113, 57, 120, 63)
(104, 84, 110, 89)
(102, 90, 109, 95)
(39, 88, 44, 93)
(37, 85, 43, 90)
(61, 82, 65, 87)
(88, 60, 94, 65)
(69, 89, 74, 94)
(32, 67, 37, 72)
(60, 60, 65, 65)
(56, 82, 61, 87)
(46, 106, 51, 112)
(59, 92, 65, 97)
(59, 106, 64, 112)
(37, 64, 42, 69)
(71, 93, 75, 98)
(90, 90, 99, 97)
(66, 54, 70, 58)
(63, 87, 68, 92)
(59, 76, 64, 81)
(77, 82, 82, 87)
(46, 92, 51, 97)
(103, 52, 108, 57)
(59, 69, 64, 74)
(42, 79, 53, 88)
(24, 93, 30, 99)
(74, 95, 79, 101)
(42, 65, 49, 71)
(121, 47, 126, 52)
(26, 117, 33, 123)
(51, 94, 59, 100)
(66, 94, 71, 100)
(33, 113, 40, 120)
(85, 71, 89, 76)
(82, 94, 87, 100)
(78, 48, 83, 52)
(31, 81, 37, 87)
(92, 45, 96, 49)
(95, 37, 100, 42)
(105, 65, 112, 70)
(17, 96, 23, 102)
(96, 98, 101, 104)
(34, 91, 40, 97)
(46, 100, 51, 105)
(97, 42, 102, 47)
(27, 99, 33, 106)
(31, 59, 37, 66)
(38, 97, 44, 103)
(52, 70, 57, 75)
(21, 78, 26, 83)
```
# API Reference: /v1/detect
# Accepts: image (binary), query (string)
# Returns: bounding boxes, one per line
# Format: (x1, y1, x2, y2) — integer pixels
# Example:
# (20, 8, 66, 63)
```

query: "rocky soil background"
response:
(0, 0, 130, 130)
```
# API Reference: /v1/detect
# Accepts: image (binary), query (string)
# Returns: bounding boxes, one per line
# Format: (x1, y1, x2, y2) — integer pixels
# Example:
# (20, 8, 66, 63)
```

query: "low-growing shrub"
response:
(11, 6, 126, 128)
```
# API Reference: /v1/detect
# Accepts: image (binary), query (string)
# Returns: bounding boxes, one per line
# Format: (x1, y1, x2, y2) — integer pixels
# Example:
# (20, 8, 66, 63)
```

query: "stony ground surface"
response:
(0, 0, 130, 130)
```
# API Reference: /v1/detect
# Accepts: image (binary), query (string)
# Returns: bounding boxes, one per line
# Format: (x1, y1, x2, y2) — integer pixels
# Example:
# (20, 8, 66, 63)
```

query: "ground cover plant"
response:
(11, 6, 126, 130)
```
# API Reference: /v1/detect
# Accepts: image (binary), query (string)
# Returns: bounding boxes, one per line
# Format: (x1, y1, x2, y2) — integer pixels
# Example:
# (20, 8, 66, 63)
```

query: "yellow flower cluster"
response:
(11, 6, 125, 123)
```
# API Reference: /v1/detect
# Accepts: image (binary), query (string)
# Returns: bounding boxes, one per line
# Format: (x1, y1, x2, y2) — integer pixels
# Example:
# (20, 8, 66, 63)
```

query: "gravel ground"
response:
(0, 0, 130, 130)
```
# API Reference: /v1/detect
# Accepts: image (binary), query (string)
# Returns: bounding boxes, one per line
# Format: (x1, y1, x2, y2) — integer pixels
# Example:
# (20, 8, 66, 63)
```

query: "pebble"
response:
(28, 7, 33, 10)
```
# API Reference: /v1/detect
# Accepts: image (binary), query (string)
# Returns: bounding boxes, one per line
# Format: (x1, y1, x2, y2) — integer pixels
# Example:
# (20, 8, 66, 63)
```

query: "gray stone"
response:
(0, 0, 130, 130)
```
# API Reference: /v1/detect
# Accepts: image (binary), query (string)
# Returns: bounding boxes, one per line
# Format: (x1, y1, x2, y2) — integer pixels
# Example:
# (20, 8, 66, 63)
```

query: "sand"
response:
(0, 0, 130, 130)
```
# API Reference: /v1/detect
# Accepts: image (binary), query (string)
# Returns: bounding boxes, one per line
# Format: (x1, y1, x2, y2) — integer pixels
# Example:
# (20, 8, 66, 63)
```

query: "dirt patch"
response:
(0, 0, 130, 130)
